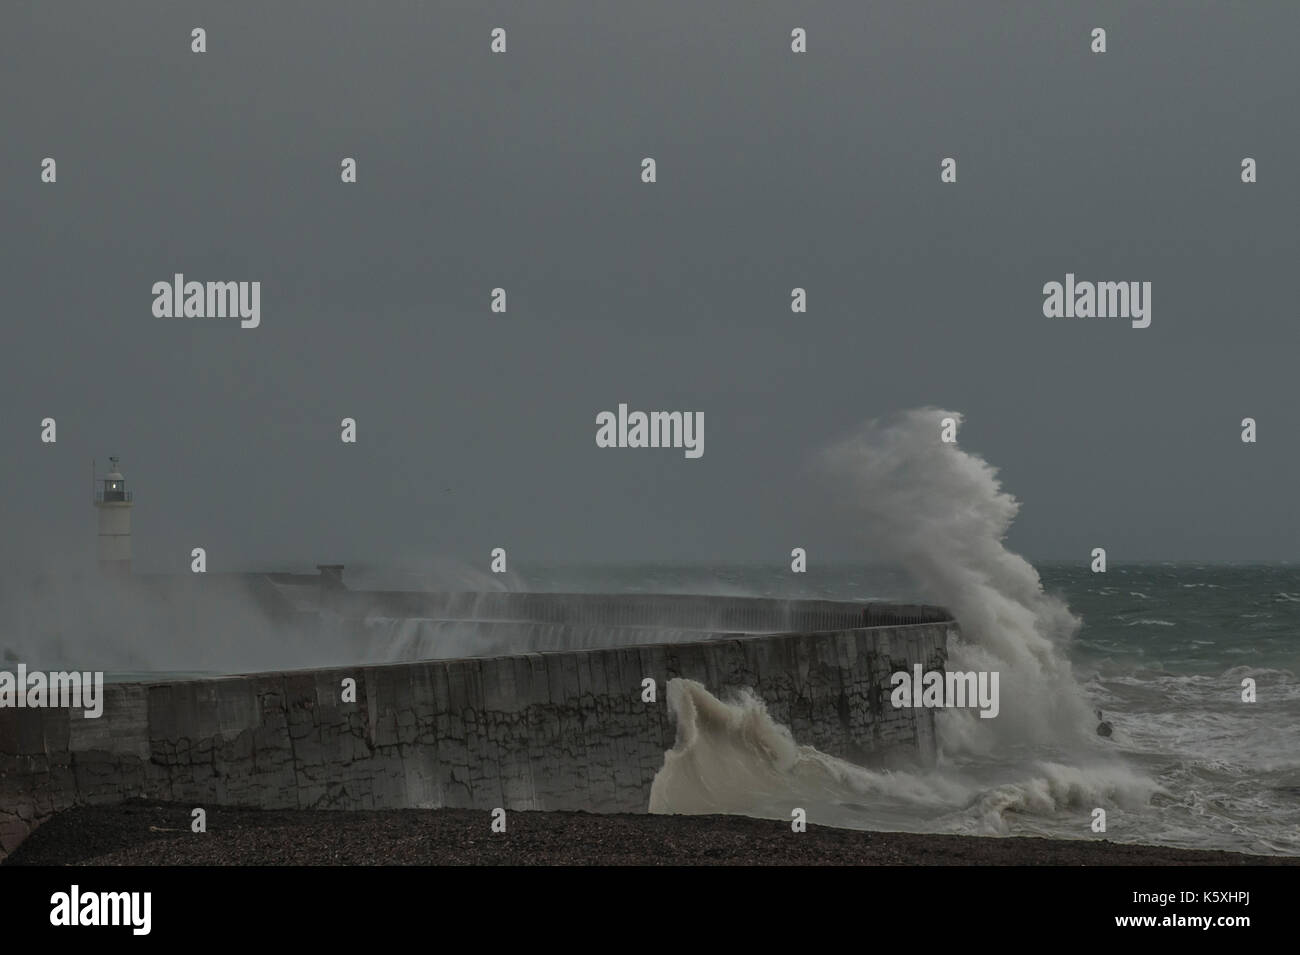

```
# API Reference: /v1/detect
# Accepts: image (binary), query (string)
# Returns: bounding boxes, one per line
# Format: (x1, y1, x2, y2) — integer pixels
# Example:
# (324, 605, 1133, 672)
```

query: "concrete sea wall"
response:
(0, 595, 953, 860)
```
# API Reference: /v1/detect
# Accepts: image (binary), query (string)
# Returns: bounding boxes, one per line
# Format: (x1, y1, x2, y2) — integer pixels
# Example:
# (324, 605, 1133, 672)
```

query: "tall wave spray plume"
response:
(817, 408, 1094, 755)
(651, 408, 1155, 836)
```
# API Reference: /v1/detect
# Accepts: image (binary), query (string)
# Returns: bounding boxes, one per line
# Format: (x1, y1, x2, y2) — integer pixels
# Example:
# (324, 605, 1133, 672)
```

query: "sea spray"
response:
(651, 407, 1157, 836)
(648, 678, 967, 821)
(649, 677, 1156, 835)
(816, 407, 1096, 753)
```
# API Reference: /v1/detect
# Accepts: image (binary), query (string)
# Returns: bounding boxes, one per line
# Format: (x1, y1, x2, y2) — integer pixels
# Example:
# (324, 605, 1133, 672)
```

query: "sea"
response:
(6, 558, 1296, 857)
(6, 410, 1296, 856)
(502, 561, 1298, 857)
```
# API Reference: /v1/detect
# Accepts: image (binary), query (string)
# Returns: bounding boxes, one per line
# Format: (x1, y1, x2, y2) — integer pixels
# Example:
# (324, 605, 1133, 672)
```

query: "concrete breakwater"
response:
(0, 594, 953, 860)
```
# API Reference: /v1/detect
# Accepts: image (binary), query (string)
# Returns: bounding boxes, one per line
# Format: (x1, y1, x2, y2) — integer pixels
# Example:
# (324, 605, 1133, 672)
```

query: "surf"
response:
(650, 408, 1155, 837)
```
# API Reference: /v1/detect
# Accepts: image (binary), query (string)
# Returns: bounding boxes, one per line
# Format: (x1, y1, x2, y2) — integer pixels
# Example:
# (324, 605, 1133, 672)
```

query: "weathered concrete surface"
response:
(0, 597, 952, 861)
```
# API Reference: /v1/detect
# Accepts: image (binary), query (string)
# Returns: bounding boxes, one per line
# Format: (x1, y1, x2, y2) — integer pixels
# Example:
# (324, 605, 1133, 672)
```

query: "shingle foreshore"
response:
(4, 802, 1293, 866)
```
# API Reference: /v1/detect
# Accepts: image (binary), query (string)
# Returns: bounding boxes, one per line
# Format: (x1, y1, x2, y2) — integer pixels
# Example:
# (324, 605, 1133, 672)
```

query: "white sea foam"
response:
(649, 677, 1156, 836)
(652, 408, 1152, 837)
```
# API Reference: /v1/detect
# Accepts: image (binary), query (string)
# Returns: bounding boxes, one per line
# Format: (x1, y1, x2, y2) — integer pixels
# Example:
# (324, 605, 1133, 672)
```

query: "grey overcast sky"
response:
(2, 1, 1297, 572)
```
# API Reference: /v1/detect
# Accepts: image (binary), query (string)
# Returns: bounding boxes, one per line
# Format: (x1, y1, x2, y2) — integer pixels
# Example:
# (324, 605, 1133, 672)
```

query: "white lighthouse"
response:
(93, 456, 134, 574)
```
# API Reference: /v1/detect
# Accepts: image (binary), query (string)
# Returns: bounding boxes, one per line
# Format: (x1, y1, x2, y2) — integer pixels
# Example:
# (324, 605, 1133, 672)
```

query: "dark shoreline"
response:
(5, 802, 1295, 866)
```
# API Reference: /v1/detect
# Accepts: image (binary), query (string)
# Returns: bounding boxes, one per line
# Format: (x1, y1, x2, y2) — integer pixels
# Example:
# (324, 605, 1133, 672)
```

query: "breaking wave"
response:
(651, 408, 1153, 838)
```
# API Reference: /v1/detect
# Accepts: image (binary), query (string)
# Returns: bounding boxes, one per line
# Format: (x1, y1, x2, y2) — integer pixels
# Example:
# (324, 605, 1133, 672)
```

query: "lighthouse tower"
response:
(93, 456, 134, 574)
